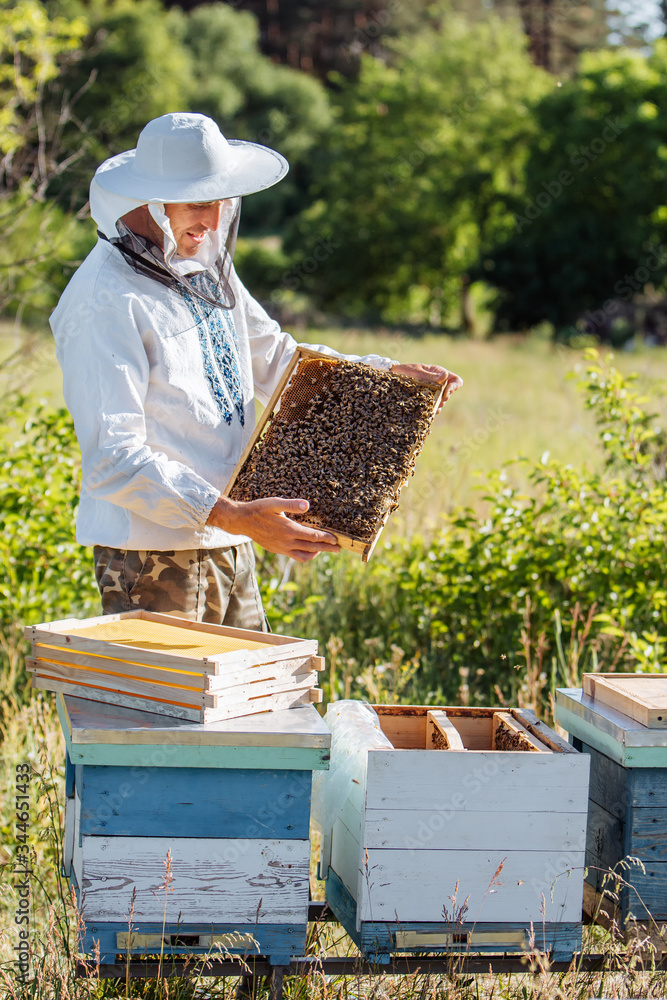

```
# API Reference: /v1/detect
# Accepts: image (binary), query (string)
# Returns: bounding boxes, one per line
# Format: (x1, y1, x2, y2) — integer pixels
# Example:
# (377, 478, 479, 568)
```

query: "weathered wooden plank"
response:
(492, 712, 547, 752)
(77, 764, 312, 839)
(362, 808, 587, 853)
(356, 848, 585, 924)
(583, 882, 667, 952)
(58, 694, 331, 749)
(358, 916, 581, 962)
(629, 808, 667, 862)
(73, 836, 310, 923)
(373, 707, 493, 751)
(30, 656, 318, 707)
(584, 799, 624, 892)
(65, 738, 330, 771)
(330, 816, 362, 915)
(326, 866, 577, 962)
(29, 610, 317, 672)
(555, 702, 627, 766)
(578, 742, 629, 817)
(426, 711, 465, 751)
(619, 863, 667, 920)
(36, 675, 315, 723)
(511, 708, 578, 754)
(364, 750, 590, 812)
(32, 646, 316, 694)
(629, 767, 667, 808)
(557, 688, 667, 758)
(583, 673, 667, 729)
(78, 921, 306, 966)
(29, 659, 214, 706)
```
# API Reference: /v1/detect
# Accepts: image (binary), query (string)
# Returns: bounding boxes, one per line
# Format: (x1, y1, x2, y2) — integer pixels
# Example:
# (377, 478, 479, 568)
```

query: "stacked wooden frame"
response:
(26, 610, 323, 723)
(57, 692, 331, 965)
(316, 703, 590, 964)
(556, 678, 667, 952)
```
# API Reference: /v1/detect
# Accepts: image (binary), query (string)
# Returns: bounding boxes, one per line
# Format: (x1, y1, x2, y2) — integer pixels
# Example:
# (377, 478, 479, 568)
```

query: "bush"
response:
(0, 396, 99, 706)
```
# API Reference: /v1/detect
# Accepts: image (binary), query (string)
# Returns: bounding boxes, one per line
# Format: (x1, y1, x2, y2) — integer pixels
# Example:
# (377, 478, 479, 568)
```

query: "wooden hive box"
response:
(556, 680, 667, 952)
(56, 692, 331, 966)
(225, 346, 445, 561)
(25, 610, 323, 722)
(313, 702, 589, 964)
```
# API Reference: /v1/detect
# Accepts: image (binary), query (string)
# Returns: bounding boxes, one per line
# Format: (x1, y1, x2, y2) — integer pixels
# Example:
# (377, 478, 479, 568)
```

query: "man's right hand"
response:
(206, 496, 341, 563)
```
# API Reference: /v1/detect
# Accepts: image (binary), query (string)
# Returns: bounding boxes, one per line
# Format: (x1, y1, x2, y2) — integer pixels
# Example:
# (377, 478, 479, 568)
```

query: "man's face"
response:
(163, 200, 228, 258)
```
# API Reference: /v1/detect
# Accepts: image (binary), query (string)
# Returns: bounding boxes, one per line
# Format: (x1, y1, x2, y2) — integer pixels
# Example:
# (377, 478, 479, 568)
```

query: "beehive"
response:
(226, 347, 444, 561)
(57, 692, 331, 965)
(313, 702, 589, 963)
(26, 610, 323, 722)
(556, 678, 667, 950)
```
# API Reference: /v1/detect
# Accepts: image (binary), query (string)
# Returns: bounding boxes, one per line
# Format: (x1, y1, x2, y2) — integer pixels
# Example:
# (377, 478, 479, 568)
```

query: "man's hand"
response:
(391, 363, 463, 412)
(207, 496, 340, 563)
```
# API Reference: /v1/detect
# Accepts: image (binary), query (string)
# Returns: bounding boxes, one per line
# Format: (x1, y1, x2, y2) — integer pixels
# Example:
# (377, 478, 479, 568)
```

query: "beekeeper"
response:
(50, 113, 462, 629)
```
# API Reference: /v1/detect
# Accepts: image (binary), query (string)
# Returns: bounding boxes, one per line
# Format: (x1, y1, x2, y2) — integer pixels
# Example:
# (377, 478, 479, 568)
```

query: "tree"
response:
(38, 0, 331, 231)
(481, 41, 667, 335)
(180, 3, 331, 231)
(43, 0, 194, 213)
(284, 15, 551, 327)
(512, 0, 608, 75)
(0, 0, 92, 322)
(164, 0, 441, 82)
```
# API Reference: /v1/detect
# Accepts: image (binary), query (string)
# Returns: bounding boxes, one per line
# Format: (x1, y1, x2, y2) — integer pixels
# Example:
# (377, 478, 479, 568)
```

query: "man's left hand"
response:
(390, 363, 463, 412)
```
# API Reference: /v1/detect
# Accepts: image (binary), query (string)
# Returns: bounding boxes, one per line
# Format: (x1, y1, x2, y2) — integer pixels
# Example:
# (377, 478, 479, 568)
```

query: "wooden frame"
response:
(583, 672, 667, 729)
(225, 346, 444, 562)
(370, 704, 576, 753)
(25, 610, 323, 723)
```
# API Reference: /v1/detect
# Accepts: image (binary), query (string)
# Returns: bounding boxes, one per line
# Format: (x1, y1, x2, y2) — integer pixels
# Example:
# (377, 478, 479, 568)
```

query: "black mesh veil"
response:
(101, 198, 241, 310)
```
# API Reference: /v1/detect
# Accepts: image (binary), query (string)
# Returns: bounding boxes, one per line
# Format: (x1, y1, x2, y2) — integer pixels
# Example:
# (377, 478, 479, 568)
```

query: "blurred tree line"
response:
(1, 0, 666, 340)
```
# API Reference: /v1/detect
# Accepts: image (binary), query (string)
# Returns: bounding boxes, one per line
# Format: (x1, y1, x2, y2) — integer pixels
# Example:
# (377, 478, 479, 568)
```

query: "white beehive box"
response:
(314, 702, 590, 961)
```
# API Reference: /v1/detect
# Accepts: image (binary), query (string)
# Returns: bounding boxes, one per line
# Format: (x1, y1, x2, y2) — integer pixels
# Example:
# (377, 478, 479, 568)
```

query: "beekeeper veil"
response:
(89, 113, 289, 309)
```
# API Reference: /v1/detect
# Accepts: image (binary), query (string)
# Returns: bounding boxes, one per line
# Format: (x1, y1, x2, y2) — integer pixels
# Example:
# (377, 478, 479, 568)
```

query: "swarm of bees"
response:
(229, 357, 440, 543)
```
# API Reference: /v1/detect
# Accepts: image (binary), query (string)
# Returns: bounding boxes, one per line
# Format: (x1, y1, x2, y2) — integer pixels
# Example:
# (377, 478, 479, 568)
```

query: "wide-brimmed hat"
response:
(93, 112, 289, 204)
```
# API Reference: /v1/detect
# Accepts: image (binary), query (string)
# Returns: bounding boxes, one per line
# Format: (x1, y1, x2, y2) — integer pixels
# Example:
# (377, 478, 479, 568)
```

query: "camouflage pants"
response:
(93, 543, 269, 631)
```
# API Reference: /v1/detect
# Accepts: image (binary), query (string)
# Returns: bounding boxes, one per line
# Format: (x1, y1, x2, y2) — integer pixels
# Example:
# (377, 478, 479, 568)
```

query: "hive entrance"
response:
(227, 350, 442, 558)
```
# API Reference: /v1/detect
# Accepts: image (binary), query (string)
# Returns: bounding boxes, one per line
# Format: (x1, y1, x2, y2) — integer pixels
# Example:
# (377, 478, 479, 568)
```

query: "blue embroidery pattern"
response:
(181, 273, 245, 427)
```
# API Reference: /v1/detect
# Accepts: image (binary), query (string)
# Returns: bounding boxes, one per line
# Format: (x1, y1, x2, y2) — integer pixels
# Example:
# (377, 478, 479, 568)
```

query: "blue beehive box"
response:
(556, 681, 667, 949)
(56, 691, 330, 965)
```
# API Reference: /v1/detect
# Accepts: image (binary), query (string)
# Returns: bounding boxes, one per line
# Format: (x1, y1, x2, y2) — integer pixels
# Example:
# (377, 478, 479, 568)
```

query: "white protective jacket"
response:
(50, 183, 396, 551)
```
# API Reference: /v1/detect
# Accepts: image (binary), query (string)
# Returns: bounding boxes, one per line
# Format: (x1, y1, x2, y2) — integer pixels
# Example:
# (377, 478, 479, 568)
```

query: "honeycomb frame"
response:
(225, 347, 444, 561)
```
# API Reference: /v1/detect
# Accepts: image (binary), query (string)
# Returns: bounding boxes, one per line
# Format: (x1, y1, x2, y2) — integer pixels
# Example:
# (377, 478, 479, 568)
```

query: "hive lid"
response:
(58, 692, 331, 749)
(582, 673, 667, 729)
